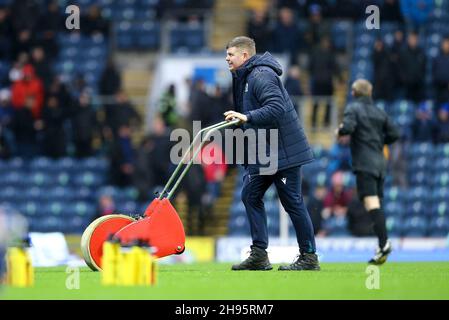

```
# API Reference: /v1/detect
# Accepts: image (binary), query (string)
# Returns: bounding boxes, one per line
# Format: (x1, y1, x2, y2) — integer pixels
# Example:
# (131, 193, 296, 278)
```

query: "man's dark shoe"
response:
(231, 246, 273, 271)
(278, 252, 320, 271)
(368, 240, 392, 265)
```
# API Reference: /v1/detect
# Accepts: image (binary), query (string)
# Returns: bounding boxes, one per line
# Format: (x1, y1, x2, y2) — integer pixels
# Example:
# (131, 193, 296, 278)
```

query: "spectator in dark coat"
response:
(398, 32, 426, 102)
(304, 4, 331, 51)
(272, 7, 300, 65)
(372, 39, 395, 101)
(432, 38, 449, 107)
(0, 6, 13, 61)
(309, 37, 339, 127)
(108, 125, 135, 187)
(306, 184, 326, 236)
(433, 104, 449, 144)
(209, 85, 229, 125)
(10, 0, 40, 34)
(0, 89, 13, 128)
(31, 46, 53, 90)
(247, 9, 272, 53)
(189, 78, 212, 126)
(11, 29, 34, 61)
(105, 91, 141, 136)
(82, 5, 110, 37)
(41, 95, 66, 158)
(98, 58, 122, 97)
(11, 96, 41, 158)
(47, 75, 73, 118)
(36, 0, 61, 60)
(71, 91, 98, 158)
(0, 89, 14, 158)
(381, 0, 403, 22)
(133, 116, 172, 200)
(284, 65, 303, 112)
(390, 29, 405, 95)
(284, 65, 303, 96)
(411, 102, 435, 142)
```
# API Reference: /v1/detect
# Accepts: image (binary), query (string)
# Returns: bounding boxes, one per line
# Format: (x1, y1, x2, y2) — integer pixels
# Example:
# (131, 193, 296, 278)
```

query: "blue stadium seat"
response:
(432, 172, 449, 188)
(62, 216, 92, 233)
(29, 171, 57, 187)
(137, 22, 161, 49)
(18, 201, 40, 217)
(407, 142, 434, 158)
(431, 187, 449, 202)
(324, 216, 349, 237)
(71, 201, 96, 218)
(1, 171, 27, 187)
(136, 9, 157, 20)
(116, 201, 138, 214)
(53, 171, 72, 186)
(433, 157, 449, 172)
(408, 156, 432, 172)
(29, 157, 57, 172)
(31, 216, 64, 233)
(54, 157, 77, 172)
(386, 216, 403, 237)
(406, 200, 429, 216)
(170, 23, 205, 52)
(384, 201, 404, 217)
(46, 186, 75, 202)
(139, 0, 160, 7)
(230, 202, 246, 218)
(435, 143, 449, 157)
(228, 215, 249, 235)
(22, 187, 48, 202)
(384, 186, 405, 203)
(408, 170, 432, 187)
(72, 187, 95, 201)
(73, 171, 105, 187)
(402, 216, 429, 237)
(43, 201, 66, 217)
(428, 216, 449, 237)
(405, 186, 428, 203)
(431, 201, 449, 217)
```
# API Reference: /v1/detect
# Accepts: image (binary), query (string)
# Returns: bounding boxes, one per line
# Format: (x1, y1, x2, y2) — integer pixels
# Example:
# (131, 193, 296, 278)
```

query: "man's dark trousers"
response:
(241, 165, 316, 253)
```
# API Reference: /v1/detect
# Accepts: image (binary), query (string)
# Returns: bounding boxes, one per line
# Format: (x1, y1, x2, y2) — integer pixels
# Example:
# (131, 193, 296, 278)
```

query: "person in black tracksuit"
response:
(223, 36, 320, 271)
(337, 79, 400, 265)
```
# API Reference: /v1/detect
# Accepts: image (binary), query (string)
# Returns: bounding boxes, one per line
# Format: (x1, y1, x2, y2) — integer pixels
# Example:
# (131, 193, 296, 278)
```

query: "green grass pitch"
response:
(2, 262, 449, 300)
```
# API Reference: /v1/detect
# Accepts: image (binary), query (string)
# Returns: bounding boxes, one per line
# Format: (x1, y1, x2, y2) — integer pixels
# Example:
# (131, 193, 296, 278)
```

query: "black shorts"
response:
(355, 172, 384, 201)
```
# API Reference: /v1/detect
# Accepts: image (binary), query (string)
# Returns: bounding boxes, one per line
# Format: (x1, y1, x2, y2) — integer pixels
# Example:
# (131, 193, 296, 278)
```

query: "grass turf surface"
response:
(1, 262, 449, 300)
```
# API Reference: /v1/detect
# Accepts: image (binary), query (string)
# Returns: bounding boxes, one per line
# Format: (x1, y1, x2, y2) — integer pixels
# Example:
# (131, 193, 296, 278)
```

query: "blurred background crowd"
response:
(0, 0, 448, 240)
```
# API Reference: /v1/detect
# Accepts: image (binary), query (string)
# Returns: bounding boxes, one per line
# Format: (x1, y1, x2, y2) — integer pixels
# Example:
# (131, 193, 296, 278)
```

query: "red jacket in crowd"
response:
(11, 64, 45, 119)
(198, 142, 228, 183)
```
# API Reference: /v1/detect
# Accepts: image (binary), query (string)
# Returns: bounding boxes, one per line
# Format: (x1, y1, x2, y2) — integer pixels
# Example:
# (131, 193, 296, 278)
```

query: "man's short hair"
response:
(351, 79, 373, 97)
(226, 36, 256, 56)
